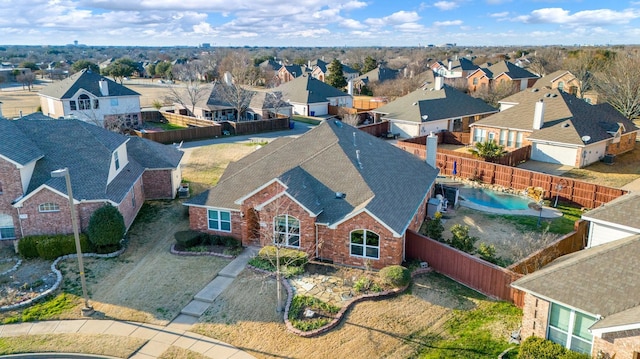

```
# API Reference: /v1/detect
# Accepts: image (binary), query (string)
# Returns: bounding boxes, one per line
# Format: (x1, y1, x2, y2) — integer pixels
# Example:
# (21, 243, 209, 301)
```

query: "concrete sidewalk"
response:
(0, 247, 260, 359)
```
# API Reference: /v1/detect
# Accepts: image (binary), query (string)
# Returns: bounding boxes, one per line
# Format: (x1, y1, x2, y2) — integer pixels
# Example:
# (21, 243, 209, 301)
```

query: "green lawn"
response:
(292, 116, 321, 125)
(486, 202, 583, 235)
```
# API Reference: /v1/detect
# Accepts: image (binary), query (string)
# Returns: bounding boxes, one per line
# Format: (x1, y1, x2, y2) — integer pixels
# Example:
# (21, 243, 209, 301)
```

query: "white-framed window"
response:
(473, 128, 487, 143)
(350, 229, 380, 259)
(110, 98, 119, 106)
(114, 151, 120, 170)
(78, 94, 91, 110)
(38, 203, 60, 212)
(274, 214, 300, 247)
(0, 214, 15, 240)
(508, 131, 516, 147)
(488, 132, 496, 142)
(473, 77, 479, 85)
(499, 129, 508, 146)
(547, 303, 596, 355)
(208, 209, 231, 232)
(70, 100, 77, 111)
(516, 132, 523, 148)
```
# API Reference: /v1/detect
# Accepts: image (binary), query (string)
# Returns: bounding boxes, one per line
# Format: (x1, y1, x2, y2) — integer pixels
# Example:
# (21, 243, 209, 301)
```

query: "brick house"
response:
(512, 235, 640, 358)
(469, 88, 638, 167)
(371, 76, 498, 138)
(38, 69, 142, 128)
(466, 61, 539, 93)
(273, 75, 353, 117)
(533, 70, 600, 105)
(309, 59, 359, 84)
(184, 119, 439, 269)
(0, 114, 183, 243)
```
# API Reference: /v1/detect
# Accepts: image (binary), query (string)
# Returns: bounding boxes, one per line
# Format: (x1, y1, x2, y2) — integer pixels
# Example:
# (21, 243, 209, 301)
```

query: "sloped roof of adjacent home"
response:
(483, 61, 539, 80)
(512, 235, 640, 329)
(186, 120, 439, 235)
(0, 117, 44, 165)
(126, 136, 183, 169)
(248, 91, 291, 111)
(353, 66, 400, 85)
(473, 89, 638, 146)
(532, 70, 575, 89)
(373, 84, 498, 123)
(39, 69, 140, 99)
(581, 193, 640, 230)
(274, 75, 351, 104)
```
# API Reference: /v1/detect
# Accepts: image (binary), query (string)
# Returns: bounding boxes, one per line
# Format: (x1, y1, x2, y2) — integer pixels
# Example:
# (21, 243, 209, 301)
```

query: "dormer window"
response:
(114, 151, 120, 170)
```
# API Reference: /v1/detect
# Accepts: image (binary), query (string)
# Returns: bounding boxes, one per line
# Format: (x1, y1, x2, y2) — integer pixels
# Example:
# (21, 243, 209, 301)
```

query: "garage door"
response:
(531, 143, 577, 166)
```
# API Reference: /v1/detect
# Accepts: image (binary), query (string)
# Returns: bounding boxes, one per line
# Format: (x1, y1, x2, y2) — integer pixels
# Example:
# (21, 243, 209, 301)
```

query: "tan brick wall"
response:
(607, 133, 637, 156)
(0, 158, 23, 239)
(593, 330, 640, 359)
(468, 72, 490, 93)
(142, 169, 174, 199)
(470, 125, 533, 149)
(521, 293, 550, 339)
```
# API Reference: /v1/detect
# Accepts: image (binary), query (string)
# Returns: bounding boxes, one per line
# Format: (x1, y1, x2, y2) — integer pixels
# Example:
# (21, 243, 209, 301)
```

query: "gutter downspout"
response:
(15, 207, 25, 254)
(315, 223, 319, 259)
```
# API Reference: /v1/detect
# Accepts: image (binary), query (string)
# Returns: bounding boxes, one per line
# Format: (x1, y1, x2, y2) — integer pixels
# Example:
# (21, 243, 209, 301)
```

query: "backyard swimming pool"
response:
(458, 186, 532, 210)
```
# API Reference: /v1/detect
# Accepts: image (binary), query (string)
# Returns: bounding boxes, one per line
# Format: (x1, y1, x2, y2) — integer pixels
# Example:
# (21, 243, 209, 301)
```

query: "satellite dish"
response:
(421, 115, 429, 120)
(581, 135, 591, 142)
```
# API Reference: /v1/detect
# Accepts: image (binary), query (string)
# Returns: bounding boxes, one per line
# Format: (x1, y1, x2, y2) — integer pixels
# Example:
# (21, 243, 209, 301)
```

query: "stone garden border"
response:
(170, 244, 235, 259)
(0, 258, 22, 277)
(0, 241, 126, 312)
(248, 264, 433, 337)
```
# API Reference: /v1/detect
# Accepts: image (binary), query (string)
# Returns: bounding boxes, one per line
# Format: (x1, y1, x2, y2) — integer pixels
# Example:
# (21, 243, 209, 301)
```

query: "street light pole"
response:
(51, 168, 94, 316)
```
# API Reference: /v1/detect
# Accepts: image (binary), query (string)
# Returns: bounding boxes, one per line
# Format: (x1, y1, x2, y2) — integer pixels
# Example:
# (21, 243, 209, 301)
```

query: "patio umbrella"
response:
(452, 161, 458, 176)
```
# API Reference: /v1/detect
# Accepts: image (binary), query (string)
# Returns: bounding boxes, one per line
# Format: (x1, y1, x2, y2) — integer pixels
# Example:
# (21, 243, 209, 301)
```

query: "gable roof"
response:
(353, 66, 400, 85)
(0, 118, 44, 166)
(373, 84, 498, 123)
(274, 75, 351, 104)
(512, 235, 640, 331)
(280, 65, 307, 77)
(39, 69, 140, 99)
(532, 70, 576, 89)
(248, 91, 291, 111)
(311, 59, 359, 76)
(581, 193, 640, 231)
(126, 136, 183, 169)
(186, 120, 439, 235)
(472, 88, 638, 146)
(485, 61, 538, 80)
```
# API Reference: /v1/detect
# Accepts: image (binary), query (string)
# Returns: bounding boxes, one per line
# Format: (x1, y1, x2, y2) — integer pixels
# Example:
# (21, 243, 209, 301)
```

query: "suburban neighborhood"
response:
(1, 27, 640, 359)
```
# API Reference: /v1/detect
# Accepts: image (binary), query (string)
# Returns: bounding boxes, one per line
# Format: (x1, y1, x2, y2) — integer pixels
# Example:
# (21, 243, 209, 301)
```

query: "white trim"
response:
(590, 322, 640, 337)
(0, 153, 42, 169)
(206, 208, 232, 233)
(182, 202, 239, 212)
(328, 208, 402, 238)
(581, 217, 640, 234)
(349, 229, 380, 260)
(234, 178, 286, 205)
(254, 191, 319, 217)
(12, 184, 79, 207)
(510, 288, 599, 319)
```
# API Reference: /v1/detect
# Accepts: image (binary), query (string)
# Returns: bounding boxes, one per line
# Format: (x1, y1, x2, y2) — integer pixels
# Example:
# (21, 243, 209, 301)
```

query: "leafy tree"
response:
(424, 211, 445, 241)
(448, 224, 478, 253)
(145, 63, 156, 78)
(154, 61, 173, 80)
(362, 56, 378, 73)
(326, 59, 347, 89)
(468, 141, 507, 162)
(19, 61, 39, 72)
(71, 60, 99, 73)
(87, 204, 125, 251)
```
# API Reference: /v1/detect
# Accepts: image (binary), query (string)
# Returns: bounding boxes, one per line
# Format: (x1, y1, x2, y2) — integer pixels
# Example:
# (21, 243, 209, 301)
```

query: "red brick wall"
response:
(116, 176, 145, 230)
(188, 206, 243, 239)
(0, 158, 23, 239)
(142, 169, 174, 199)
(594, 330, 640, 359)
(520, 293, 550, 339)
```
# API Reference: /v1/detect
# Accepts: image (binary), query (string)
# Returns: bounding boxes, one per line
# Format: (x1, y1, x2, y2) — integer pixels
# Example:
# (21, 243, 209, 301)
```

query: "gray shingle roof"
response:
(512, 235, 640, 328)
(373, 84, 498, 123)
(353, 66, 400, 85)
(186, 120, 439, 235)
(485, 61, 539, 80)
(126, 136, 183, 169)
(0, 118, 44, 165)
(274, 75, 351, 104)
(472, 88, 638, 146)
(581, 193, 640, 230)
(38, 69, 140, 99)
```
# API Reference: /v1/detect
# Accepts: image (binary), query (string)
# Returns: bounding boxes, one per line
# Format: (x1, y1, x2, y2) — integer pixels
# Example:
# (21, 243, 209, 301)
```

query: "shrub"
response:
(353, 277, 373, 292)
(288, 295, 340, 331)
(477, 242, 498, 263)
(220, 235, 241, 248)
(379, 265, 411, 287)
(18, 236, 40, 259)
(448, 224, 478, 253)
(248, 256, 275, 271)
(518, 337, 591, 359)
(19, 234, 92, 260)
(424, 211, 445, 241)
(258, 245, 308, 267)
(87, 204, 125, 250)
(174, 230, 203, 248)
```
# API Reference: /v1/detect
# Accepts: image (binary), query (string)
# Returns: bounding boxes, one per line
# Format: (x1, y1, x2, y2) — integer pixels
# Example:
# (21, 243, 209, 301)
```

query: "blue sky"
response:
(1, 0, 639, 47)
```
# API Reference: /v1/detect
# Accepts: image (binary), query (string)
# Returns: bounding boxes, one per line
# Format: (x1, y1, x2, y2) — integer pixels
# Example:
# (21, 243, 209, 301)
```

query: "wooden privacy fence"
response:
(358, 121, 391, 137)
(405, 230, 525, 307)
(160, 111, 216, 127)
(221, 117, 290, 135)
(435, 153, 626, 208)
(133, 126, 221, 144)
(508, 220, 588, 275)
(353, 98, 388, 110)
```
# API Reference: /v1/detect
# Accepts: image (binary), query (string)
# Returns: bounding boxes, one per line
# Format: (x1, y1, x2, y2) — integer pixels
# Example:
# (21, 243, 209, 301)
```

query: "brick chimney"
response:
(533, 99, 545, 130)
(426, 131, 438, 169)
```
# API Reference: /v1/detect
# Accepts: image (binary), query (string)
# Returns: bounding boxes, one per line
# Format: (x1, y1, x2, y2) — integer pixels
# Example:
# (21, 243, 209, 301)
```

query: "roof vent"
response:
(531, 88, 539, 92)
(413, 102, 418, 106)
(562, 123, 570, 128)
(544, 93, 552, 98)
(335, 192, 346, 199)
(551, 94, 558, 97)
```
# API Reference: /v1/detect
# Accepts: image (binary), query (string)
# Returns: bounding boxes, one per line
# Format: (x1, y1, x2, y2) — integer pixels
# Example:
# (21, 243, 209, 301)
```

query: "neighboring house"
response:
(351, 66, 401, 94)
(273, 75, 353, 117)
(512, 235, 640, 359)
(466, 61, 539, 93)
(309, 59, 359, 83)
(184, 120, 439, 269)
(39, 69, 142, 128)
(580, 193, 640, 248)
(246, 91, 293, 120)
(277, 65, 307, 84)
(0, 114, 183, 242)
(372, 76, 498, 138)
(431, 57, 478, 79)
(470, 88, 639, 167)
(533, 70, 599, 104)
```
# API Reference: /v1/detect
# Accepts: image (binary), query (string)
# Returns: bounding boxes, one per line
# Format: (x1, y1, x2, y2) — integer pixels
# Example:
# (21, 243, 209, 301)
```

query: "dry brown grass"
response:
(181, 143, 257, 195)
(159, 346, 209, 359)
(561, 142, 640, 188)
(58, 200, 231, 325)
(0, 333, 146, 356)
(192, 270, 491, 359)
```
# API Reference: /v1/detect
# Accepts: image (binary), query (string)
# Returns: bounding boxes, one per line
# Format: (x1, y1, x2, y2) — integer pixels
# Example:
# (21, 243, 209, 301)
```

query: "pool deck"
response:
(458, 200, 563, 218)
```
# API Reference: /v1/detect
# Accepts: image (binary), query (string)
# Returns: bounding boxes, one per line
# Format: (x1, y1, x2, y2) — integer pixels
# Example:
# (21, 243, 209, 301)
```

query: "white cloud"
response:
(341, 18, 362, 29)
(434, 1, 458, 11)
(364, 10, 420, 27)
(395, 22, 426, 32)
(433, 20, 463, 26)
(490, 11, 509, 18)
(516, 7, 640, 26)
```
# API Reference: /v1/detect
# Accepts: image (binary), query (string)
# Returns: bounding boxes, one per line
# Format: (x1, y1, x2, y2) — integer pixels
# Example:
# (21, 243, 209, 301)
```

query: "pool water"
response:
(458, 186, 531, 210)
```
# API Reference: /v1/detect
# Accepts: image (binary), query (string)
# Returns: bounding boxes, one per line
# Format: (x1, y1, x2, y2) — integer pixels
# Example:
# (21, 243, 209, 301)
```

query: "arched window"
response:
(274, 214, 300, 247)
(0, 214, 15, 239)
(350, 229, 380, 259)
(78, 94, 91, 110)
(38, 203, 60, 212)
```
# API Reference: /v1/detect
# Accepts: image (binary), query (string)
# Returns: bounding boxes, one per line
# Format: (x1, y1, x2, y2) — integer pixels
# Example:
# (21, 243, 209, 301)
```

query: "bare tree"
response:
(218, 50, 260, 86)
(471, 81, 518, 107)
(16, 72, 36, 91)
(213, 80, 255, 122)
(166, 61, 211, 116)
(528, 47, 564, 76)
(337, 107, 360, 126)
(594, 53, 640, 120)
